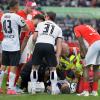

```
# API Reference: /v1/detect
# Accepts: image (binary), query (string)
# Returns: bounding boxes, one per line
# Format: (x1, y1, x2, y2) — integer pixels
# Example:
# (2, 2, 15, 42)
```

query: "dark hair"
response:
(61, 86, 70, 94)
(46, 12, 56, 21)
(8, 0, 18, 8)
(34, 14, 45, 21)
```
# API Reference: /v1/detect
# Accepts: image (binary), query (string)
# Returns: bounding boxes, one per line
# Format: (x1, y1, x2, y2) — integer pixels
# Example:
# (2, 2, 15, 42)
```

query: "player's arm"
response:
(20, 33, 29, 53)
(56, 28, 63, 64)
(32, 31, 38, 42)
(17, 16, 29, 31)
(56, 38, 63, 58)
(22, 24, 29, 32)
(77, 37, 87, 58)
(20, 26, 29, 53)
(32, 23, 41, 42)
(74, 27, 87, 58)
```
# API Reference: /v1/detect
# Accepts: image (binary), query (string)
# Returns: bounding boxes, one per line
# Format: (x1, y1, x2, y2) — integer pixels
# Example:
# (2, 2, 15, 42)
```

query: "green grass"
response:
(0, 74, 100, 100)
(0, 94, 100, 100)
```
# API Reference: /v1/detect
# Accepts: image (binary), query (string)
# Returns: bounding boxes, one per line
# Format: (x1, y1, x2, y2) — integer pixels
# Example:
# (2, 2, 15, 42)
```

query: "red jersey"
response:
(17, 10, 27, 20)
(74, 24, 100, 46)
(20, 20, 35, 45)
(0, 12, 4, 41)
(17, 10, 27, 44)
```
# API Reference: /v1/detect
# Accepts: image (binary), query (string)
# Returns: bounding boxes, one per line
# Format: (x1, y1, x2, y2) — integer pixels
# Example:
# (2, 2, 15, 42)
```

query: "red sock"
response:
(83, 81, 89, 91)
(92, 82, 98, 91)
(14, 64, 23, 86)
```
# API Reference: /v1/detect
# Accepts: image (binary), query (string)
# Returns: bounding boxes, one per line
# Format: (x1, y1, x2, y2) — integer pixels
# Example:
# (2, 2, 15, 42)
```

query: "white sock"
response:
(8, 72, 16, 90)
(30, 69, 38, 82)
(50, 70, 57, 83)
(0, 71, 5, 88)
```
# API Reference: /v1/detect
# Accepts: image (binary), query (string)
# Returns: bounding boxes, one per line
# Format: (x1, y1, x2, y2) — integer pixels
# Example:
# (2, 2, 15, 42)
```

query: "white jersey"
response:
(1, 13, 26, 51)
(35, 20, 62, 46)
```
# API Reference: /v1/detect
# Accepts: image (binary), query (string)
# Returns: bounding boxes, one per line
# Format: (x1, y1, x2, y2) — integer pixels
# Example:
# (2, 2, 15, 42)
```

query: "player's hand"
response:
(80, 51, 85, 59)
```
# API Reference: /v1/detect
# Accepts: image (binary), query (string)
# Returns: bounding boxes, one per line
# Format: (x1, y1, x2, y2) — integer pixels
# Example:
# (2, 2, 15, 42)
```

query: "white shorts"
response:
(20, 35, 35, 64)
(85, 40, 100, 66)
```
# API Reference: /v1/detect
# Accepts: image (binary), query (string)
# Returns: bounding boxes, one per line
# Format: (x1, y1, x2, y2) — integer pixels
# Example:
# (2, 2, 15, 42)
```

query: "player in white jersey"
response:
(0, 0, 29, 94)
(30, 12, 63, 94)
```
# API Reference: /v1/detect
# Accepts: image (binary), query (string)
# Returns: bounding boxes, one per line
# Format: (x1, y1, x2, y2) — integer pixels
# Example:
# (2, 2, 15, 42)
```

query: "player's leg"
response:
(7, 51, 20, 95)
(45, 44, 58, 94)
(78, 42, 98, 96)
(30, 43, 43, 94)
(90, 41, 100, 96)
(30, 65, 39, 83)
(0, 51, 9, 93)
(82, 41, 100, 96)
(90, 65, 99, 96)
(0, 65, 6, 93)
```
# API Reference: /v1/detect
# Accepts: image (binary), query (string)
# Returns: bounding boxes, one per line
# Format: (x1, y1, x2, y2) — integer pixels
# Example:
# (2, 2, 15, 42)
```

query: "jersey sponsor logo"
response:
(5, 34, 14, 38)
(21, 18, 25, 24)
(4, 15, 11, 18)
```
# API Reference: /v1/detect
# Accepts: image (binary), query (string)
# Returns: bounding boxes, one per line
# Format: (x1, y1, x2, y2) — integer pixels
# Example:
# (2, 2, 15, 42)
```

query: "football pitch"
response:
(0, 93, 100, 100)
(0, 77, 100, 100)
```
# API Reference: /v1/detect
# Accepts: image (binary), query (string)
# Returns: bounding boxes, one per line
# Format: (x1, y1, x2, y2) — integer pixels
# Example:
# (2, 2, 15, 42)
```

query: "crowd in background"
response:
(0, 0, 100, 7)
(56, 16, 100, 41)
(0, 0, 100, 95)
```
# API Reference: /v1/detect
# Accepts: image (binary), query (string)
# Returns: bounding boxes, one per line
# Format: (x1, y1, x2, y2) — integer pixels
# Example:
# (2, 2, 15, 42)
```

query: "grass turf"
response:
(0, 74, 100, 100)
(0, 94, 100, 100)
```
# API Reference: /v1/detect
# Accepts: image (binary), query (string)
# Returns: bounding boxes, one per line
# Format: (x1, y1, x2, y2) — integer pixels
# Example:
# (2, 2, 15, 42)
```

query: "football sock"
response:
(8, 72, 16, 90)
(50, 70, 57, 83)
(92, 81, 98, 91)
(30, 69, 38, 82)
(0, 70, 5, 88)
(83, 81, 89, 91)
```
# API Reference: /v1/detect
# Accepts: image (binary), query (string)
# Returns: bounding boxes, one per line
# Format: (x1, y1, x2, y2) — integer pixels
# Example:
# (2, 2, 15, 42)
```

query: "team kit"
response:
(0, 0, 100, 96)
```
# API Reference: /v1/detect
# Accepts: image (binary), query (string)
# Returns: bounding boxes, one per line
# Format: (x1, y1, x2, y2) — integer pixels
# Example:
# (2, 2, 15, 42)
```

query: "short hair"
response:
(34, 14, 45, 21)
(8, 0, 18, 8)
(46, 12, 56, 21)
(61, 86, 70, 94)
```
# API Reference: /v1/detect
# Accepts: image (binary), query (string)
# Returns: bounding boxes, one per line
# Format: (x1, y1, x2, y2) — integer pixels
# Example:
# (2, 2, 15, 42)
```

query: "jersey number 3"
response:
(3, 20, 12, 33)
(43, 23, 55, 35)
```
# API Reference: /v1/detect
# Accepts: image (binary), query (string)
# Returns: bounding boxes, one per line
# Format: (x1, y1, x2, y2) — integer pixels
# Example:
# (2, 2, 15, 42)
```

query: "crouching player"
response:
(30, 12, 63, 94)
(74, 24, 100, 96)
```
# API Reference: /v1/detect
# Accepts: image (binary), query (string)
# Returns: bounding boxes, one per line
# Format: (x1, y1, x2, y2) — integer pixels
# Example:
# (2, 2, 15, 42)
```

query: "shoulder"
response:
(56, 24, 62, 32)
(37, 21, 44, 26)
(17, 10, 24, 15)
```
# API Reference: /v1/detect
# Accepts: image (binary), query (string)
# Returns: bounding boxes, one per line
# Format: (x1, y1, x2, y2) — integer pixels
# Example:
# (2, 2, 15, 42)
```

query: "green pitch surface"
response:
(0, 94, 100, 100)
(0, 75, 100, 100)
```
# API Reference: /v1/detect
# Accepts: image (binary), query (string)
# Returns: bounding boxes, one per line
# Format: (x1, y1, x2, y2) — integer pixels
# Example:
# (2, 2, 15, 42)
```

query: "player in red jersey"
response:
(17, 1, 37, 19)
(74, 24, 100, 96)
